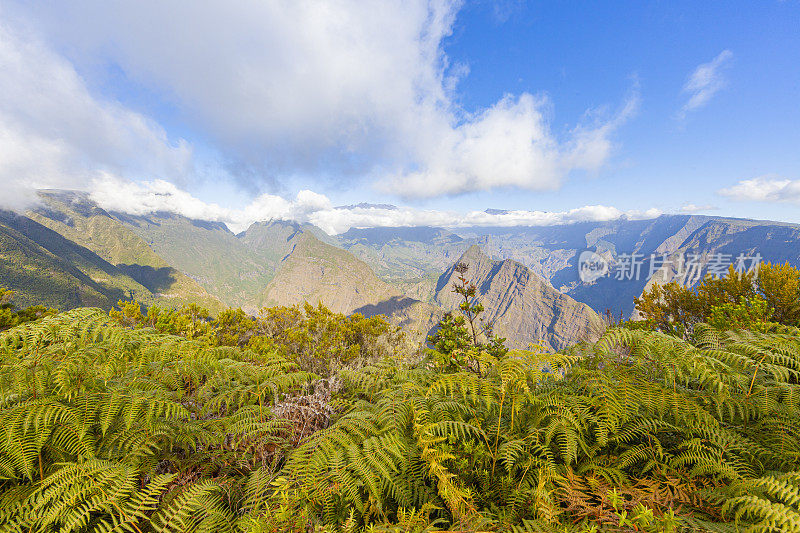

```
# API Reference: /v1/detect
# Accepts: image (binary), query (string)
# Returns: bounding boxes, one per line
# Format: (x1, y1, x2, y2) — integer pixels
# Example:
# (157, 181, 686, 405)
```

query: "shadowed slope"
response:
(0, 211, 116, 309)
(27, 191, 224, 312)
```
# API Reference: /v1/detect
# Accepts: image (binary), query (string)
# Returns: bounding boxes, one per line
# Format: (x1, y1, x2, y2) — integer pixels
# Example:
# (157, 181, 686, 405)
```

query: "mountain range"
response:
(2, 190, 800, 349)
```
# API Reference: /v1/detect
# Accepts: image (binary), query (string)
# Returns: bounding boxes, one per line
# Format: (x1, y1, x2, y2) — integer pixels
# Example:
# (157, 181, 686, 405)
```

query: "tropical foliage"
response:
(634, 262, 800, 335)
(109, 300, 403, 377)
(0, 287, 56, 331)
(0, 307, 314, 532)
(1, 273, 799, 532)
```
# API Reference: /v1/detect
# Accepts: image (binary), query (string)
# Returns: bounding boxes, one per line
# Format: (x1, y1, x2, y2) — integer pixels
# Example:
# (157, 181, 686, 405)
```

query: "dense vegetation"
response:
(0, 264, 799, 532)
(0, 287, 56, 331)
(634, 262, 800, 336)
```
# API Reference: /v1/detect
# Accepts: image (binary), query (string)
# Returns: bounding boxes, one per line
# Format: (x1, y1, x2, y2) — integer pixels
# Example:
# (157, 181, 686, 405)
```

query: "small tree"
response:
(634, 262, 800, 335)
(0, 287, 56, 331)
(707, 297, 774, 332)
(758, 262, 800, 325)
(0, 287, 16, 330)
(109, 299, 146, 328)
(429, 263, 507, 373)
(428, 312, 471, 372)
(452, 262, 483, 345)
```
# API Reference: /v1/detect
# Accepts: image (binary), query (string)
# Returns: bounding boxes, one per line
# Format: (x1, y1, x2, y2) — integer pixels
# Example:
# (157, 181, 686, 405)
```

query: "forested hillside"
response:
(1, 260, 799, 532)
(1, 192, 224, 312)
(0, 213, 116, 310)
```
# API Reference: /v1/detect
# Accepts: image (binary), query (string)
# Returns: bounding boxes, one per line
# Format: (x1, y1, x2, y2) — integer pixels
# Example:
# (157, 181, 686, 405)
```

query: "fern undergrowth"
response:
(0, 309, 798, 532)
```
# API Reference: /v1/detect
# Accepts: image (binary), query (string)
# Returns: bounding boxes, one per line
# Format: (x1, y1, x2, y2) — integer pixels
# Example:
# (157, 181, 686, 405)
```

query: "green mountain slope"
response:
(24, 192, 342, 312)
(0, 211, 115, 309)
(259, 232, 403, 312)
(26, 191, 224, 312)
(237, 220, 307, 269)
(107, 211, 276, 309)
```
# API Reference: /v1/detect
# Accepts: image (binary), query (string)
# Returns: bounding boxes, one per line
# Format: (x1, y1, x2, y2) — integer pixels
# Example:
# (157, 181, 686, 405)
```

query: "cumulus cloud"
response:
(0, 20, 192, 210)
(719, 176, 800, 204)
(678, 50, 733, 118)
(90, 176, 661, 235)
(90, 176, 330, 233)
(10, 0, 635, 198)
(384, 90, 639, 197)
(679, 203, 717, 213)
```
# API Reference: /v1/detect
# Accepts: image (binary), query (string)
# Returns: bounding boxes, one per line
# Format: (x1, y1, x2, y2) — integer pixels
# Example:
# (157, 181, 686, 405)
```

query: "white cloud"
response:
(678, 50, 733, 118)
(719, 176, 800, 204)
(91, 176, 323, 233)
(11, 0, 635, 198)
(384, 90, 638, 197)
(679, 203, 717, 213)
(0, 20, 192, 210)
(91, 175, 231, 221)
(90, 176, 661, 235)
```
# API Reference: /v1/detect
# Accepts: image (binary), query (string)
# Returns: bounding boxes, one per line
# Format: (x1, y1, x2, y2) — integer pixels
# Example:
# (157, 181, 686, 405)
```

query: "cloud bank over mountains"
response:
(2, 2, 787, 227)
(720, 176, 800, 205)
(91, 176, 661, 235)
(2, 0, 635, 205)
(0, 21, 192, 209)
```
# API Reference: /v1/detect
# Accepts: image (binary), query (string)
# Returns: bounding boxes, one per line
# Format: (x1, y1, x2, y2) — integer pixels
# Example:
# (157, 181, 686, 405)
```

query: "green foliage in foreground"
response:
(0, 308, 315, 532)
(0, 305, 798, 532)
(634, 262, 800, 336)
(109, 299, 404, 377)
(0, 287, 56, 331)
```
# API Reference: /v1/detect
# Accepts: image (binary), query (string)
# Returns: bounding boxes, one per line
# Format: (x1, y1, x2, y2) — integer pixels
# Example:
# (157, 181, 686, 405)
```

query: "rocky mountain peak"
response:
(435, 245, 603, 350)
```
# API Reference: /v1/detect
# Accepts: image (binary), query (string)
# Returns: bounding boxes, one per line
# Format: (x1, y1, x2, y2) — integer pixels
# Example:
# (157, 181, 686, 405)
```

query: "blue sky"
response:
(1, 1, 799, 232)
(441, 1, 800, 217)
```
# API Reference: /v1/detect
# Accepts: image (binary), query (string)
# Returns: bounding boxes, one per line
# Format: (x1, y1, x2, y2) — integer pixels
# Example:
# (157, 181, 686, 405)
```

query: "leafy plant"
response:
(635, 262, 800, 335)
(0, 308, 315, 532)
(285, 323, 800, 530)
(0, 286, 56, 331)
(428, 263, 507, 375)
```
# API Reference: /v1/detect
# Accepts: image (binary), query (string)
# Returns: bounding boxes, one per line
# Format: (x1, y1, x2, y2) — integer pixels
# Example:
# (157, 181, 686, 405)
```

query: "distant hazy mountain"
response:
(338, 226, 471, 280)
(4, 189, 800, 349)
(337, 215, 800, 317)
(101, 210, 338, 310)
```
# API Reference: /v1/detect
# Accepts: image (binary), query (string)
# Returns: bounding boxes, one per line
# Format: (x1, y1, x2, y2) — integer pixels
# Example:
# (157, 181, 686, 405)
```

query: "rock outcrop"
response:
(435, 245, 604, 350)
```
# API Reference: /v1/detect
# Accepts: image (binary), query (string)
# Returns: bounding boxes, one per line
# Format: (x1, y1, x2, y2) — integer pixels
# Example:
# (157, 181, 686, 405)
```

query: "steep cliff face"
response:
(435, 246, 604, 350)
(258, 232, 404, 314)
